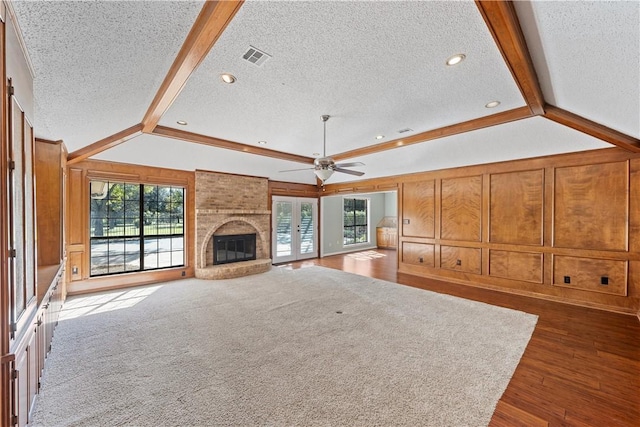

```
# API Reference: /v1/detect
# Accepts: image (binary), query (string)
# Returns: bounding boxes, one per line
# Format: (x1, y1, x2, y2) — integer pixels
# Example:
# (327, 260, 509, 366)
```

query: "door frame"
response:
(272, 196, 318, 263)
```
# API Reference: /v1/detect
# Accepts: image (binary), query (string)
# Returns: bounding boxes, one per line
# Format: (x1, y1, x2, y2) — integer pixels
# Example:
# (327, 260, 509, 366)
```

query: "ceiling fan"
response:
(281, 115, 365, 184)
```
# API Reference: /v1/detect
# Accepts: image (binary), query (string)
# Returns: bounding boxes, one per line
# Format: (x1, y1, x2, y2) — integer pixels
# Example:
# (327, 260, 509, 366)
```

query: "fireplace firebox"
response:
(213, 233, 257, 265)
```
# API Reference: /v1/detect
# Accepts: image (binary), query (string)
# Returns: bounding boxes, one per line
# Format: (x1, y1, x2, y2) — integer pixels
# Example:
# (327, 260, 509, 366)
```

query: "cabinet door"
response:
(8, 95, 37, 333)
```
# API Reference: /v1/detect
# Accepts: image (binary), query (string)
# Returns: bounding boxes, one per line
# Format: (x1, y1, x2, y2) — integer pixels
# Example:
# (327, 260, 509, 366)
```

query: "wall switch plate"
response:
(456, 259, 462, 266)
(601, 276, 609, 285)
(564, 276, 571, 284)
(419, 257, 423, 263)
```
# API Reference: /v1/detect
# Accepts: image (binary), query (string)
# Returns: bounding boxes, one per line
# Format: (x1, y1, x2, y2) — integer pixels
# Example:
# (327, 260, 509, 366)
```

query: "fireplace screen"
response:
(214, 233, 257, 265)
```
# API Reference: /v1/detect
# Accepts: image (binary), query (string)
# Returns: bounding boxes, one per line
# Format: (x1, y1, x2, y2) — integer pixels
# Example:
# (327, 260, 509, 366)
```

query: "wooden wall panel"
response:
(441, 175, 482, 242)
(490, 169, 543, 245)
(553, 255, 627, 296)
(35, 141, 63, 266)
(629, 159, 640, 253)
(402, 180, 435, 238)
(67, 168, 85, 246)
(489, 250, 543, 283)
(554, 162, 628, 251)
(440, 246, 481, 274)
(401, 242, 435, 267)
(65, 159, 195, 294)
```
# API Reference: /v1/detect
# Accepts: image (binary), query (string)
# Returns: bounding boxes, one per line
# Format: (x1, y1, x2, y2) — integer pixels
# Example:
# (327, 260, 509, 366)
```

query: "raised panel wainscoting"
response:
(325, 147, 640, 315)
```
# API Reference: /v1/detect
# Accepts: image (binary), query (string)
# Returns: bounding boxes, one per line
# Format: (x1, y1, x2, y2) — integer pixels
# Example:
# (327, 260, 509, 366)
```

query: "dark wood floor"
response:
(281, 249, 640, 427)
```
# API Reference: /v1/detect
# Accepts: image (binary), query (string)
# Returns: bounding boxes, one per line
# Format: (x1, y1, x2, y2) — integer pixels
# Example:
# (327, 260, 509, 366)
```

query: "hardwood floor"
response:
(281, 249, 640, 427)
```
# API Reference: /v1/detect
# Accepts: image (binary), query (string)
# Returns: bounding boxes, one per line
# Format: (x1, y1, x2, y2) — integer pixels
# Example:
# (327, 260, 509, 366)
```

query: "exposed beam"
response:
(544, 104, 640, 153)
(152, 125, 316, 165)
(475, 0, 545, 115)
(67, 124, 144, 165)
(332, 106, 532, 162)
(141, 0, 244, 133)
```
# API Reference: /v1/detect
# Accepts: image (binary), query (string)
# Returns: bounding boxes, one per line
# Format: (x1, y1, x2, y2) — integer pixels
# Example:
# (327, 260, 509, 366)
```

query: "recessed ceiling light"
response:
(220, 73, 236, 84)
(485, 101, 501, 108)
(446, 54, 466, 66)
(176, 120, 187, 126)
(257, 140, 267, 145)
(375, 135, 385, 140)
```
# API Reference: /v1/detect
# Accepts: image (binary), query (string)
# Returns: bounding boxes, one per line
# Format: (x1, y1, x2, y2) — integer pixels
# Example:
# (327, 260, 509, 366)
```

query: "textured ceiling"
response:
(515, 0, 640, 138)
(161, 0, 524, 157)
(9, 0, 639, 185)
(11, 0, 205, 151)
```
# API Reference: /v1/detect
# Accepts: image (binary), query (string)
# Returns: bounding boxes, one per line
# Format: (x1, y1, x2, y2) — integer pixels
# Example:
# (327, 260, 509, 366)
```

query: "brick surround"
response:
(195, 171, 271, 279)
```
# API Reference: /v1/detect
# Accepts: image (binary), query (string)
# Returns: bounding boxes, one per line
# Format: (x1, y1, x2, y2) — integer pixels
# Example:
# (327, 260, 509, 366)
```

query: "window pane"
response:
(90, 238, 109, 258)
(171, 251, 184, 267)
(144, 252, 158, 270)
(124, 238, 141, 271)
(124, 183, 140, 201)
(91, 257, 109, 276)
(172, 237, 184, 251)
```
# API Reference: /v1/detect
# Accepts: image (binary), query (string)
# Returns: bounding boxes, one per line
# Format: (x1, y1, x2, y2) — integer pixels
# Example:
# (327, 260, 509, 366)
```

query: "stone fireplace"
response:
(195, 171, 272, 279)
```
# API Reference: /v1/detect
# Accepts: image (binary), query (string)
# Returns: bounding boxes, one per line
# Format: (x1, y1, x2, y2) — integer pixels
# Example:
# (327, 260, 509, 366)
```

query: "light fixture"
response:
(258, 140, 267, 145)
(176, 120, 187, 126)
(375, 135, 385, 140)
(446, 54, 466, 66)
(314, 168, 334, 182)
(485, 100, 501, 108)
(220, 73, 236, 84)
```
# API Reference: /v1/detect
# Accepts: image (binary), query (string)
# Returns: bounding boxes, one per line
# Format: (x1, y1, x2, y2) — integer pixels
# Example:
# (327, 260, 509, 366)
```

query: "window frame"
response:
(342, 197, 369, 246)
(89, 180, 185, 277)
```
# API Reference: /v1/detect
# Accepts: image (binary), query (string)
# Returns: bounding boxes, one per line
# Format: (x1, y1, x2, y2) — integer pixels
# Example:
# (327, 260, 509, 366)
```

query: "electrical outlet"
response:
(72, 266, 78, 275)
(456, 259, 462, 266)
(181, 271, 186, 277)
(403, 219, 410, 225)
(564, 276, 571, 284)
(601, 276, 609, 285)
(419, 257, 423, 263)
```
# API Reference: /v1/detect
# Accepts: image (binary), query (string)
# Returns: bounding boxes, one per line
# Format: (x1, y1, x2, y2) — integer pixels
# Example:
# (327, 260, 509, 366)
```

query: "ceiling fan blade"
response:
(334, 162, 364, 168)
(334, 167, 365, 176)
(279, 167, 314, 173)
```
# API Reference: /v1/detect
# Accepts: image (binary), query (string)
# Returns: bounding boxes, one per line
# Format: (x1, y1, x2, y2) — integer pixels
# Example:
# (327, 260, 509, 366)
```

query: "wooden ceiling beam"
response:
(67, 124, 144, 165)
(152, 125, 316, 165)
(544, 104, 640, 153)
(141, 0, 245, 133)
(332, 106, 532, 162)
(475, 0, 545, 115)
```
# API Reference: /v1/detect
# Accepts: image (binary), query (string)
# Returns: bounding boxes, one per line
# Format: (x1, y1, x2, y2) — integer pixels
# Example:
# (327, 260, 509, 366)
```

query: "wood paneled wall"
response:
(65, 159, 196, 295)
(323, 147, 640, 315)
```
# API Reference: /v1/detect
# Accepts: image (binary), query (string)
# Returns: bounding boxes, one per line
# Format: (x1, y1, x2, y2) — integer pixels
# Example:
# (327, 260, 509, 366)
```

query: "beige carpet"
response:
(31, 266, 537, 426)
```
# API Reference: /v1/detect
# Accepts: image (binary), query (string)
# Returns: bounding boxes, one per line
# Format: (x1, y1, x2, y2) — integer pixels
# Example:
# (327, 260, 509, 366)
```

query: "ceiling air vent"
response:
(242, 46, 271, 67)
(398, 128, 413, 134)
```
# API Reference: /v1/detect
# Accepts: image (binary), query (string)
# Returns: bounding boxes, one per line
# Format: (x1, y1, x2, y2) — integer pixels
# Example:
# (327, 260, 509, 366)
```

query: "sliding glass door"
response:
(272, 196, 318, 263)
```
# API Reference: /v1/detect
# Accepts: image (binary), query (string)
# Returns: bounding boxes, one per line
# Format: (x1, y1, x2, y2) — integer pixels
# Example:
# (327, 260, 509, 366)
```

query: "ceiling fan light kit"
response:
(280, 114, 365, 185)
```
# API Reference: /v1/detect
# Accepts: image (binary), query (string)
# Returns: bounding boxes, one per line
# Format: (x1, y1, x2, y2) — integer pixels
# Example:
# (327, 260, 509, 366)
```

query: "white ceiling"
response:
(10, 0, 638, 185)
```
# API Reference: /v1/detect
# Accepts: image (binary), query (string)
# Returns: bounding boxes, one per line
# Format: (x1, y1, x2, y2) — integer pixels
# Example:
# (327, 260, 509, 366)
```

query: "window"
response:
(89, 181, 184, 276)
(343, 198, 368, 245)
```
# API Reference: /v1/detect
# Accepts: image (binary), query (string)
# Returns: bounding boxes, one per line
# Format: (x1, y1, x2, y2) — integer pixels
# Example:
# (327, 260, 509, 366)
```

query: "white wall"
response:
(384, 191, 398, 216)
(320, 192, 388, 256)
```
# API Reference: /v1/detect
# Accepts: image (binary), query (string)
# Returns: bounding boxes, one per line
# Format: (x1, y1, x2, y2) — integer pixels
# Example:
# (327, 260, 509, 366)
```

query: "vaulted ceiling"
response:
(10, 0, 639, 185)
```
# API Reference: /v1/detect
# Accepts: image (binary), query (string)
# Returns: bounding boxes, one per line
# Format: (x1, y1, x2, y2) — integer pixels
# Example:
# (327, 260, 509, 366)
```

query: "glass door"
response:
(272, 196, 318, 263)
